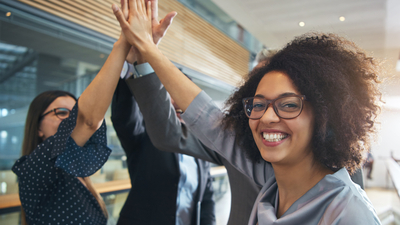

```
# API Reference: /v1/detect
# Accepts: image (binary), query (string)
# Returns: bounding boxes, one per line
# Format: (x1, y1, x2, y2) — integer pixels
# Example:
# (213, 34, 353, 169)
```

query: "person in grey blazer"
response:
(121, 71, 261, 225)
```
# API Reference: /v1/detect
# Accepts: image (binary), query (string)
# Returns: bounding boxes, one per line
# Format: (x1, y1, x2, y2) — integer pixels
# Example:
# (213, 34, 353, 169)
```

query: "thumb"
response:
(159, 11, 177, 32)
(112, 4, 128, 28)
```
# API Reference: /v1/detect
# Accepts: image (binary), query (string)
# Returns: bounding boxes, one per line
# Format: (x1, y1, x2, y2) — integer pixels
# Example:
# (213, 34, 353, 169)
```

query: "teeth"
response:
(263, 132, 287, 142)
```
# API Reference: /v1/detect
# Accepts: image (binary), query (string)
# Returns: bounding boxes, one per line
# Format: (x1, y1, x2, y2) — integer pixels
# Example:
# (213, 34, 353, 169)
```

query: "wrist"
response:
(137, 55, 146, 64)
(137, 41, 157, 57)
(142, 45, 161, 64)
(114, 39, 130, 50)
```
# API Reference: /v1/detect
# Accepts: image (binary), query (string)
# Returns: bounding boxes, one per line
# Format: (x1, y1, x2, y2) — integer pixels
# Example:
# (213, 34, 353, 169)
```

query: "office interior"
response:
(0, 0, 399, 224)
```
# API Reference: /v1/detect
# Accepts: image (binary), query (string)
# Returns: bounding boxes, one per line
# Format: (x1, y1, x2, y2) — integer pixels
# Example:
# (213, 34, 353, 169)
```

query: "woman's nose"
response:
(260, 104, 280, 123)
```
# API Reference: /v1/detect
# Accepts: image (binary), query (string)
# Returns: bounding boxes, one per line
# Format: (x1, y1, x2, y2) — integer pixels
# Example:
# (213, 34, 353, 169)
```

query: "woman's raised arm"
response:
(70, 1, 131, 146)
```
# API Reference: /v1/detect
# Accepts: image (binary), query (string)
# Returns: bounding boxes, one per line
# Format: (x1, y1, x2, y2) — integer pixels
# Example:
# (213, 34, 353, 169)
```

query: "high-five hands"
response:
(113, 0, 177, 63)
(113, 0, 153, 52)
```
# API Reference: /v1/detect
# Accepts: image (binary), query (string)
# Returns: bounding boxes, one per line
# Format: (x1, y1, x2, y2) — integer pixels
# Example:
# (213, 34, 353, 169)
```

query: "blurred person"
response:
(253, 47, 278, 69)
(364, 152, 374, 179)
(12, 1, 136, 224)
(112, 2, 382, 223)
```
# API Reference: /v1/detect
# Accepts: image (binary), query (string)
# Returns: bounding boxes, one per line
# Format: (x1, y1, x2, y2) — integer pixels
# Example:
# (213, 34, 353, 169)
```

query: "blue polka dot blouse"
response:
(12, 102, 111, 225)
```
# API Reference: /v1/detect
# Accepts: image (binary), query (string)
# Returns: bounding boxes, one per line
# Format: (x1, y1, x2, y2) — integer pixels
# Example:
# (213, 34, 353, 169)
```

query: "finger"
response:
(159, 11, 177, 32)
(147, 1, 151, 19)
(150, 0, 158, 24)
(136, 0, 144, 15)
(128, 0, 137, 17)
(121, 0, 128, 19)
(112, 4, 129, 28)
(141, 0, 147, 15)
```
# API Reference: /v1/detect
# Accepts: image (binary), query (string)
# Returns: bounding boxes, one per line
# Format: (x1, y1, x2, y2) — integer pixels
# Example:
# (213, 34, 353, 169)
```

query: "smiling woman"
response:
(217, 33, 382, 223)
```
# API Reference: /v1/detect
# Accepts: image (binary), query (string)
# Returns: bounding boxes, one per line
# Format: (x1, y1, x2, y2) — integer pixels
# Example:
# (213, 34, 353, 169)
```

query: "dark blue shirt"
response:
(12, 103, 111, 225)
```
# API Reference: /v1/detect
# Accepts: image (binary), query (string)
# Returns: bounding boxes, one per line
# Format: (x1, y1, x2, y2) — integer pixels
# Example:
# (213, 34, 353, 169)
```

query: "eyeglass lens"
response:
(54, 108, 70, 119)
(243, 96, 303, 119)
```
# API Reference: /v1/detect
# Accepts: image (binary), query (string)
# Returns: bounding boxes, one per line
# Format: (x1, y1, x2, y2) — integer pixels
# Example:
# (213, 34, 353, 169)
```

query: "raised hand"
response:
(118, 0, 177, 64)
(147, 0, 177, 45)
(113, 0, 153, 52)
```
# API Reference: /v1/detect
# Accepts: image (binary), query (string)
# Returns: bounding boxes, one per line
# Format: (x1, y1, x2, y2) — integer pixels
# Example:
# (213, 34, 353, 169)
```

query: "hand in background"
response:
(147, 0, 177, 45)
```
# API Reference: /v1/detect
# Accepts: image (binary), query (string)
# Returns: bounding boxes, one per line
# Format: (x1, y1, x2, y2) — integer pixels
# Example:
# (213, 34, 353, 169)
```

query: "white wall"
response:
(367, 91, 400, 188)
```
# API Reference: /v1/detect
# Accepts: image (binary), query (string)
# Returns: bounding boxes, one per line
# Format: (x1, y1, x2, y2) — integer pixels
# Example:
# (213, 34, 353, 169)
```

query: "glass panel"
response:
(177, 0, 264, 53)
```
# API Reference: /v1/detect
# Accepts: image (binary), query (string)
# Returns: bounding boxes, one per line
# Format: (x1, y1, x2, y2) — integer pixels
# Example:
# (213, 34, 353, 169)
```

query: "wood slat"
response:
(19, 0, 120, 39)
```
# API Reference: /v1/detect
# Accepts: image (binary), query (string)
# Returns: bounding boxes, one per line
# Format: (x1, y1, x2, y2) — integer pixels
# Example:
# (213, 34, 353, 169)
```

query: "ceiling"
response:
(212, 0, 400, 80)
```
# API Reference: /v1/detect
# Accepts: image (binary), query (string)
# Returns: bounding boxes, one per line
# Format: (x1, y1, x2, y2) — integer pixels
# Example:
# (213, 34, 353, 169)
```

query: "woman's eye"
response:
(57, 111, 69, 116)
(283, 103, 298, 108)
(279, 102, 299, 110)
(252, 103, 266, 111)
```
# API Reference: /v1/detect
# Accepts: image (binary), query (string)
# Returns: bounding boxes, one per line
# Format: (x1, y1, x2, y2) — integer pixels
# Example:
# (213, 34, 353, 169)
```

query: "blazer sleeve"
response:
(111, 79, 146, 158)
(200, 172, 216, 225)
(125, 74, 223, 165)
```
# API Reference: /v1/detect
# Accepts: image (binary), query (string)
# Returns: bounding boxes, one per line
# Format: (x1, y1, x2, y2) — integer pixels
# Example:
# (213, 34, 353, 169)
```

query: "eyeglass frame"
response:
(39, 107, 71, 121)
(242, 94, 307, 120)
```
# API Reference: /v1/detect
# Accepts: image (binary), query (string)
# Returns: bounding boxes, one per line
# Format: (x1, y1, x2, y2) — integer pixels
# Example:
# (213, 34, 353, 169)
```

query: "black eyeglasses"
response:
(242, 94, 306, 120)
(40, 108, 71, 121)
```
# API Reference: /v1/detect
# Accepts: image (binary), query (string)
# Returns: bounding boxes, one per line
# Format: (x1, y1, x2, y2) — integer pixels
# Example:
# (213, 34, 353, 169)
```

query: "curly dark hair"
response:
(222, 33, 382, 174)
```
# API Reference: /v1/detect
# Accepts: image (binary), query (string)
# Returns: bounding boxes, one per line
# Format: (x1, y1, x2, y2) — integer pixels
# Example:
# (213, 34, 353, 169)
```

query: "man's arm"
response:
(125, 74, 223, 165)
(199, 172, 216, 225)
(111, 79, 146, 155)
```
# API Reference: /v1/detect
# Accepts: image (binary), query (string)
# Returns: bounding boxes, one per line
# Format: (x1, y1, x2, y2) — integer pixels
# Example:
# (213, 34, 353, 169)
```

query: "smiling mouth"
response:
(262, 132, 288, 142)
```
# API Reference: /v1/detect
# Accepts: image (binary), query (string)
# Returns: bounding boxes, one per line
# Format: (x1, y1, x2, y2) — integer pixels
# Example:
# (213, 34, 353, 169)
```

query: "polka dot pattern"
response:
(12, 102, 111, 225)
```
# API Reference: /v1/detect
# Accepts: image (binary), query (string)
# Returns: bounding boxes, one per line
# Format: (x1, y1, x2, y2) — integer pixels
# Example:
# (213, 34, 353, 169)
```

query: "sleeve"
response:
(200, 172, 216, 225)
(125, 74, 223, 165)
(111, 79, 146, 159)
(320, 189, 381, 225)
(181, 91, 272, 186)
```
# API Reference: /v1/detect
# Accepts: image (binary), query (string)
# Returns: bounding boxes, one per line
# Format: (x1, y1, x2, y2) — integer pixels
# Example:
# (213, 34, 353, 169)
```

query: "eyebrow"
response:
(255, 92, 298, 99)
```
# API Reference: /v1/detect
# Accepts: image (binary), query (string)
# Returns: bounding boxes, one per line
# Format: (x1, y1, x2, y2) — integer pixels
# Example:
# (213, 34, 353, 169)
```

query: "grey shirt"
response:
(182, 91, 381, 225)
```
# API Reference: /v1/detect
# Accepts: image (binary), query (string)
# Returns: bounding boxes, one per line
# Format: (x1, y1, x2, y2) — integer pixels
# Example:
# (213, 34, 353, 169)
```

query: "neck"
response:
(272, 154, 333, 218)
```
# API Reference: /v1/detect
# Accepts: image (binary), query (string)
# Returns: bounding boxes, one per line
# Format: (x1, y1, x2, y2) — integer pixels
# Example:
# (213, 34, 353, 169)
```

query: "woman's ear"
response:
(38, 129, 44, 140)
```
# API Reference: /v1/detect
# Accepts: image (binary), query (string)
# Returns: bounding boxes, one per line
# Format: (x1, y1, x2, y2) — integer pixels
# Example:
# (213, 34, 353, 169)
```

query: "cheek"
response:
(41, 118, 62, 135)
(294, 111, 315, 143)
(248, 120, 259, 135)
